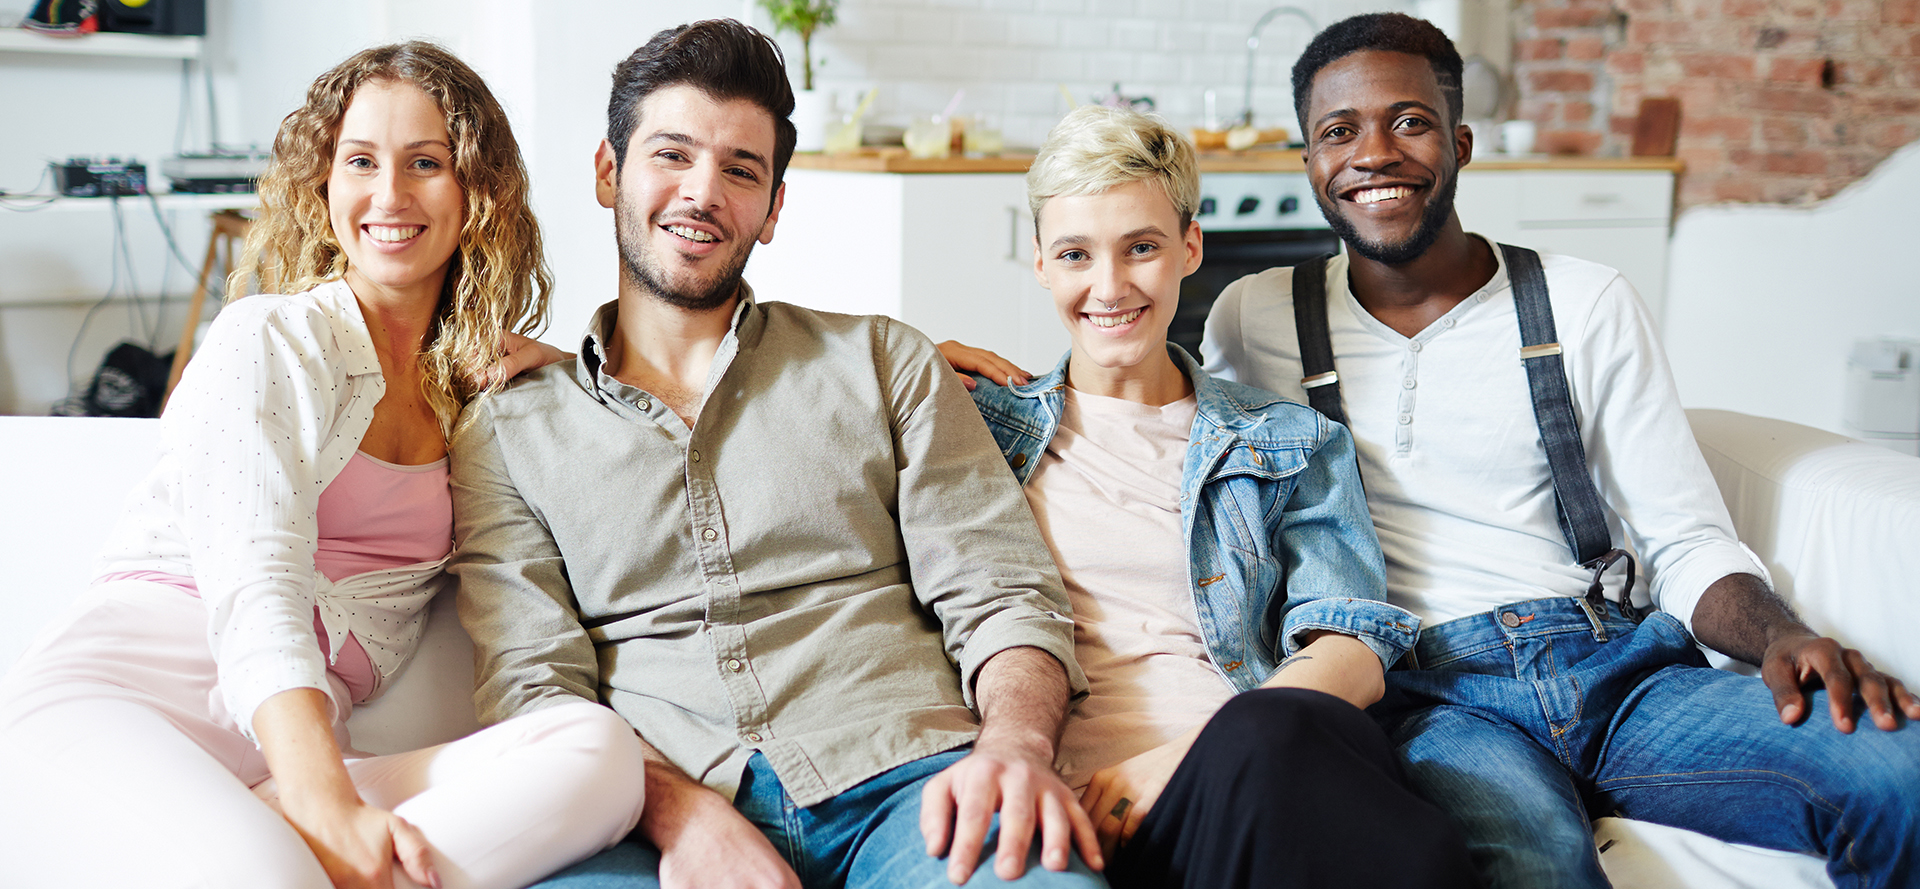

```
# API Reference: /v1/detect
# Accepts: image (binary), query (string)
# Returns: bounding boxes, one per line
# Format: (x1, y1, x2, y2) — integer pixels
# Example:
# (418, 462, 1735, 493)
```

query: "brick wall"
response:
(1512, 0, 1920, 207)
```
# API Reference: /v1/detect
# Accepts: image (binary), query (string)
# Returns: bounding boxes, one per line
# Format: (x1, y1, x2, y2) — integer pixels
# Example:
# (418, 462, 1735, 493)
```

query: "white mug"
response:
(1501, 119, 1537, 156)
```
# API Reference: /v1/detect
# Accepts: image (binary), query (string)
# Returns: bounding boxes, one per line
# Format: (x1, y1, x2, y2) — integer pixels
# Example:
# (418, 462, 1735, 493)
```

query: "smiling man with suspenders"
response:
(1198, 12, 1920, 889)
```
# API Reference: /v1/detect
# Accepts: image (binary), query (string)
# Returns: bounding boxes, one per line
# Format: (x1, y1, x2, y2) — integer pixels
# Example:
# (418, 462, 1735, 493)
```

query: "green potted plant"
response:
(759, 0, 839, 152)
(759, 0, 837, 91)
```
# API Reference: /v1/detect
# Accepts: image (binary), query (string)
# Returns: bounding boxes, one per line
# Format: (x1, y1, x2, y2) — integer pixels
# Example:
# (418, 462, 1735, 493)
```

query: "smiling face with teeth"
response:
(1302, 49, 1472, 266)
(596, 84, 784, 313)
(1034, 179, 1202, 404)
(327, 80, 465, 311)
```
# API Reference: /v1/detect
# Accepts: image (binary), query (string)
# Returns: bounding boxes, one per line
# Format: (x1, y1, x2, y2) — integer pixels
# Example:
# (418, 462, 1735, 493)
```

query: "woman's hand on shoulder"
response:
(482, 333, 574, 388)
(938, 340, 1029, 392)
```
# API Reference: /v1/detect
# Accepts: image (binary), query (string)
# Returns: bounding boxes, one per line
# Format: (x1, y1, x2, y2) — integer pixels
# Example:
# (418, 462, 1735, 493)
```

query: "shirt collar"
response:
(576, 282, 761, 400)
(317, 279, 383, 379)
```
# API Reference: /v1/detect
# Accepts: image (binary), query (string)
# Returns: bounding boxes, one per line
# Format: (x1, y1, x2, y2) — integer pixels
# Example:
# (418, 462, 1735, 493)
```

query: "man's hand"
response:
(921, 646, 1100, 883)
(1761, 631, 1920, 733)
(920, 732, 1100, 884)
(639, 746, 800, 889)
(1691, 572, 1920, 732)
(1078, 728, 1197, 862)
(936, 340, 1030, 392)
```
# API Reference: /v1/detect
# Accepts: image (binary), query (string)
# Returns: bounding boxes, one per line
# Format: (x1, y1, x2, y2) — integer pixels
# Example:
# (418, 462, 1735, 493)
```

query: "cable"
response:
(0, 166, 57, 210)
(0, 195, 57, 211)
(109, 198, 156, 347)
(62, 218, 129, 401)
(144, 192, 203, 276)
(174, 57, 195, 156)
(203, 52, 221, 150)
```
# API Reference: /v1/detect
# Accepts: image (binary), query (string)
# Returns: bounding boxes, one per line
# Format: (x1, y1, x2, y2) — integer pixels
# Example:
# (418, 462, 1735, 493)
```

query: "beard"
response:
(1315, 171, 1458, 266)
(614, 189, 755, 312)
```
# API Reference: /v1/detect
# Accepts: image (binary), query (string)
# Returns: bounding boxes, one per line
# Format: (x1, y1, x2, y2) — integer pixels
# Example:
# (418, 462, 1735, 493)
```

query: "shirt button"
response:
(1398, 414, 1412, 425)
(638, 398, 652, 410)
(745, 731, 763, 744)
(1402, 378, 1416, 389)
(691, 449, 702, 463)
(702, 528, 719, 541)
(1442, 317, 1456, 328)
(1408, 341, 1422, 352)
(725, 658, 743, 672)
(1500, 611, 1523, 628)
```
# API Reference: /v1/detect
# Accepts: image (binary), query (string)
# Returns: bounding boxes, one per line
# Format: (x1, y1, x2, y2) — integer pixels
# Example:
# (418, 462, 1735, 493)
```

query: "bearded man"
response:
(448, 19, 1107, 889)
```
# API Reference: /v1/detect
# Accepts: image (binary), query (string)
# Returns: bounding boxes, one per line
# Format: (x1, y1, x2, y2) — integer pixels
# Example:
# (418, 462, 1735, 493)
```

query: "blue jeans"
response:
(1371, 597, 1920, 889)
(529, 749, 1106, 888)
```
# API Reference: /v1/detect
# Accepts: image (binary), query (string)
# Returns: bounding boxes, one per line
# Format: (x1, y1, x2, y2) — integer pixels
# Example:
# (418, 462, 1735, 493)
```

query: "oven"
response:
(1174, 172, 1341, 361)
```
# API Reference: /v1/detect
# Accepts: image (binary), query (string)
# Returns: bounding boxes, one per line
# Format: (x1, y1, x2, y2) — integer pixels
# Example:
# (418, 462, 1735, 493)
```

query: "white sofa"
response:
(4, 410, 1916, 887)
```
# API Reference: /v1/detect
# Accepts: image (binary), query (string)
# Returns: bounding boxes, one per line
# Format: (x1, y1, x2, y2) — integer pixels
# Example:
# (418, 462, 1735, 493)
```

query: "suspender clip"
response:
(1581, 547, 1640, 622)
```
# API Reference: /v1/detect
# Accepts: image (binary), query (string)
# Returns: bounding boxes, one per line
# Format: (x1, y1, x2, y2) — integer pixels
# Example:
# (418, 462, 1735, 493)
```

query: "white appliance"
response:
(1842, 338, 1920, 456)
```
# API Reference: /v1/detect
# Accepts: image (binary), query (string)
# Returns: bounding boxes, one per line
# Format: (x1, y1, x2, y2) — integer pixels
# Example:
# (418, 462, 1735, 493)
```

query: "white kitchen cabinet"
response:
(744, 169, 1069, 373)
(1453, 168, 1677, 324)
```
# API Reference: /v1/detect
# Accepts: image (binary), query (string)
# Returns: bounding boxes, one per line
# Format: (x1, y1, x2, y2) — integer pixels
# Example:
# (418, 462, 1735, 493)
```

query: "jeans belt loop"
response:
(1573, 595, 1609, 642)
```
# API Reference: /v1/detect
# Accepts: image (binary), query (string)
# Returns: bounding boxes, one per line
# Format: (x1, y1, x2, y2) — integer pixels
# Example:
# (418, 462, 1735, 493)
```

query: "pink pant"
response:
(0, 580, 646, 889)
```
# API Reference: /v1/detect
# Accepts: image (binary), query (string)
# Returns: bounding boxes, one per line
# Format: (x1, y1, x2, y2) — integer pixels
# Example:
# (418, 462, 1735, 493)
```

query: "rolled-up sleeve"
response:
(448, 396, 604, 725)
(1573, 275, 1766, 634)
(1274, 418, 1421, 670)
(876, 319, 1087, 707)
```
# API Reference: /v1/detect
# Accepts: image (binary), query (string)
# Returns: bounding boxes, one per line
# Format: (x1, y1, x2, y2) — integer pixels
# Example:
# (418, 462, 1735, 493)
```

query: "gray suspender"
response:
(1289, 245, 1635, 614)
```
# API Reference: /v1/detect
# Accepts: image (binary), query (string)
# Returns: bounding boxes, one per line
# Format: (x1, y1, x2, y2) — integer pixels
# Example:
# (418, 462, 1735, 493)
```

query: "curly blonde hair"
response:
(229, 41, 552, 434)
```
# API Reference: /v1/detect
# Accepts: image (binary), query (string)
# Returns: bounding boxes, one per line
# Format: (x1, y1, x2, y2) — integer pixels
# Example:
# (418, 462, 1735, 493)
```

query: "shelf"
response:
(0, 191, 255, 213)
(0, 28, 201, 60)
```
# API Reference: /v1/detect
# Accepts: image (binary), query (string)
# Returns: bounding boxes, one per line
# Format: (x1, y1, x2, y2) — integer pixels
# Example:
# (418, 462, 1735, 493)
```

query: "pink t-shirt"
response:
(104, 450, 451, 704)
(1022, 388, 1232, 789)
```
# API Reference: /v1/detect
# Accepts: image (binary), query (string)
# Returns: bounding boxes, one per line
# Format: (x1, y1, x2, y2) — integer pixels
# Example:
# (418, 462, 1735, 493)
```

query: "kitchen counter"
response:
(787, 150, 1685, 174)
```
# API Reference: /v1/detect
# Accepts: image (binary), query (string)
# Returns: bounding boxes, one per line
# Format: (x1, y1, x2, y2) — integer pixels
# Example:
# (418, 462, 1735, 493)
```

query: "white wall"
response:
(1663, 140, 1920, 435)
(781, 0, 1394, 152)
(9, 0, 1515, 415)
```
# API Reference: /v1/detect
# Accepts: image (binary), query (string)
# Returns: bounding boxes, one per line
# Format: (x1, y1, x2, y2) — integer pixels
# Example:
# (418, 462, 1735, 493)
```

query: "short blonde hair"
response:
(229, 41, 552, 436)
(1026, 105, 1199, 230)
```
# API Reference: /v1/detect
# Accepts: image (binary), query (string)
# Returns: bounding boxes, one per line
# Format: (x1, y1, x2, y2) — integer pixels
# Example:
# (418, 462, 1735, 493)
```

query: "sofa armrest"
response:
(1687, 409, 1920, 681)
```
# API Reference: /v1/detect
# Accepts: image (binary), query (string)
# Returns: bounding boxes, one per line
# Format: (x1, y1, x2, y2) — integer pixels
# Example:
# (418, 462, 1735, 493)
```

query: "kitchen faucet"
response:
(1241, 6, 1320, 127)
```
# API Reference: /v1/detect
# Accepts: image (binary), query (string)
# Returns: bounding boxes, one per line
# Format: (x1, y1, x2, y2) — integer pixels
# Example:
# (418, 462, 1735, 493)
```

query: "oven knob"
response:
(1236, 197, 1260, 216)
(1278, 196, 1300, 215)
(1198, 196, 1217, 216)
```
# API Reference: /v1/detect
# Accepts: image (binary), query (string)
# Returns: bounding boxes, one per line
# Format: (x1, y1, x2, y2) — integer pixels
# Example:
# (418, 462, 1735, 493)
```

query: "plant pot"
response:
(792, 89, 834, 153)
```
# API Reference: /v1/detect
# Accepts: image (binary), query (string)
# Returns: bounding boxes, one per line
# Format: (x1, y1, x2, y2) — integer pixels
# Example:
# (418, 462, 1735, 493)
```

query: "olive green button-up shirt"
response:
(449, 288, 1083, 806)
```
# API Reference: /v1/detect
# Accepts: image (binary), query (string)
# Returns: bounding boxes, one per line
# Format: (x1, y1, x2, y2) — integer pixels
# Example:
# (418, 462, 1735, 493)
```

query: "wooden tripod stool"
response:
(162, 209, 252, 406)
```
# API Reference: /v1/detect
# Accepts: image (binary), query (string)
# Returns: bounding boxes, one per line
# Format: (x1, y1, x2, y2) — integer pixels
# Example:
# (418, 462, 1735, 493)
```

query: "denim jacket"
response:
(969, 346, 1419, 690)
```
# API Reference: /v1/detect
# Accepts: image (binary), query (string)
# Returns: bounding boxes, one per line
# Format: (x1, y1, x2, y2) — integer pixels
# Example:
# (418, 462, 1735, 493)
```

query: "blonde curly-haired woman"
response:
(0, 42, 643, 889)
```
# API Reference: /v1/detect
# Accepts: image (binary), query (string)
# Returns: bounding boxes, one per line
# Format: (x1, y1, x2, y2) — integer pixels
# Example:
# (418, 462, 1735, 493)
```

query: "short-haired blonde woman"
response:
(952, 106, 1481, 889)
(0, 42, 643, 889)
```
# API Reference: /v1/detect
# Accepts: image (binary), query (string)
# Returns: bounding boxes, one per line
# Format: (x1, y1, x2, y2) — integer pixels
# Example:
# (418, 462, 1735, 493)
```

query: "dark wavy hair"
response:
(607, 18, 797, 199)
(230, 41, 551, 434)
(1291, 13, 1465, 132)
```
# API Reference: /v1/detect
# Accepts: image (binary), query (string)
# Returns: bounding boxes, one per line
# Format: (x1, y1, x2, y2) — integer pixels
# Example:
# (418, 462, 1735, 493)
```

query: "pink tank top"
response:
(106, 451, 452, 704)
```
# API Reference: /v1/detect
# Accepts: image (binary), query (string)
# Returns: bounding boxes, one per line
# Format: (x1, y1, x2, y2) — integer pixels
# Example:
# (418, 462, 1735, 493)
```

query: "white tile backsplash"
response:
(755, 0, 1402, 150)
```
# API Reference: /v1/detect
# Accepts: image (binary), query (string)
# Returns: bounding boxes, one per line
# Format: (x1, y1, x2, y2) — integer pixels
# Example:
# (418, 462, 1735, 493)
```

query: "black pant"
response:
(1108, 687, 1483, 889)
